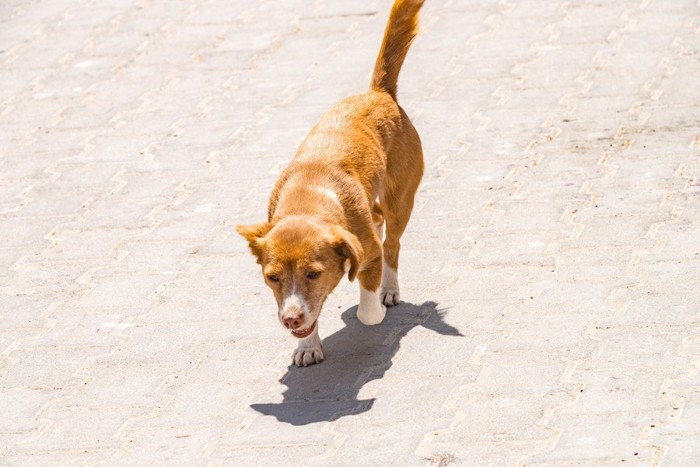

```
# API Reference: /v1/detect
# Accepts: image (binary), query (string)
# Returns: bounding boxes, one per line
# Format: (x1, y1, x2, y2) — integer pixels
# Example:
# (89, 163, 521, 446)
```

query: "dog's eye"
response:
(306, 271, 320, 280)
(267, 274, 280, 283)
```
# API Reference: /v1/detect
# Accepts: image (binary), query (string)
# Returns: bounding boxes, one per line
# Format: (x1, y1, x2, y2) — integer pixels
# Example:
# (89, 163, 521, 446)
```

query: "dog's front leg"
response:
(357, 256, 387, 325)
(292, 325, 324, 367)
(358, 287, 387, 325)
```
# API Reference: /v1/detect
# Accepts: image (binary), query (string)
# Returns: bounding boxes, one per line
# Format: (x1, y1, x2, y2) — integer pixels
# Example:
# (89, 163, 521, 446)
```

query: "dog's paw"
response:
(357, 303, 386, 325)
(357, 287, 387, 325)
(293, 345, 324, 367)
(381, 287, 400, 306)
(292, 327, 324, 367)
(380, 263, 400, 306)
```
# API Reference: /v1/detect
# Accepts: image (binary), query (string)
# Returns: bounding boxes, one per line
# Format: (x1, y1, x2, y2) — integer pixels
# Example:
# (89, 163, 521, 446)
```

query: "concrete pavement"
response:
(1, 0, 699, 465)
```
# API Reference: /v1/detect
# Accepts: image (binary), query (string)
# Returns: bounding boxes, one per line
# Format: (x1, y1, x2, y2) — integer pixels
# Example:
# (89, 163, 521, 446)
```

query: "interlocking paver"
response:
(1, 0, 699, 465)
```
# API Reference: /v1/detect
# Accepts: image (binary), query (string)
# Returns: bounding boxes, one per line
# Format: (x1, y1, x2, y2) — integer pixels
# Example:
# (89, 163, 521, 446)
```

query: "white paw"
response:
(380, 262, 400, 306)
(292, 345, 324, 367)
(357, 287, 387, 325)
(292, 324, 324, 367)
(381, 287, 400, 306)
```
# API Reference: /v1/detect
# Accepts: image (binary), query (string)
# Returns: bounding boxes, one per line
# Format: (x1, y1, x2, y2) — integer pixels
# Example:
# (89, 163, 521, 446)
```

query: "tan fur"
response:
(371, 0, 425, 100)
(237, 0, 425, 361)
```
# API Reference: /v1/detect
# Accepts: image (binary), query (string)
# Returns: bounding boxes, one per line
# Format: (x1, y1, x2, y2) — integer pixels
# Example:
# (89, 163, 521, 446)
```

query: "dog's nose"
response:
(282, 313, 303, 329)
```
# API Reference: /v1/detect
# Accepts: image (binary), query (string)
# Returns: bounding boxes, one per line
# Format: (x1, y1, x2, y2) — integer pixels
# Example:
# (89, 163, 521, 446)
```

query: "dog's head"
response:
(236, 217, 363, 338)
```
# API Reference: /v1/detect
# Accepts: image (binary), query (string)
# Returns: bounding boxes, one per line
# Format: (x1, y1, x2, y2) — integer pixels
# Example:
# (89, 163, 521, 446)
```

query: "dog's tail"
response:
(370, 0, 425, 101)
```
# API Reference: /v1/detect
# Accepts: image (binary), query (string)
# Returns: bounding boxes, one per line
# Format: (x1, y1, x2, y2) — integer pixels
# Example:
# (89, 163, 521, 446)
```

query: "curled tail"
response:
(370, 0, 425, 100)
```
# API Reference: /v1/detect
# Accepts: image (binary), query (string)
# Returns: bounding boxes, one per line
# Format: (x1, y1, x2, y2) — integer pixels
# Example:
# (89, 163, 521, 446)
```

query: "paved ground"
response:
(1, 0, 700, 465)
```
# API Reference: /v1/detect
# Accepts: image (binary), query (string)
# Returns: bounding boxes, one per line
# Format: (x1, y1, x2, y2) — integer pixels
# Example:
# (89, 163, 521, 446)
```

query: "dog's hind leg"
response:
(379, 194, 413, 306)
(372, 201, 384, 240)
(380, 115, 424, 306)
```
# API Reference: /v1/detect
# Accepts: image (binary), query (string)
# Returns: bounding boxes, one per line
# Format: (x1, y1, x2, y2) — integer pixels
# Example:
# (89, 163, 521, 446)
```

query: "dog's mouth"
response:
(290, 320, 316, 339)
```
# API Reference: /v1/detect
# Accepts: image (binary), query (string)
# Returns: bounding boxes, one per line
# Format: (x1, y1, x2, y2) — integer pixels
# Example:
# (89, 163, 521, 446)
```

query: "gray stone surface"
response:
(1, 0, 699, 465)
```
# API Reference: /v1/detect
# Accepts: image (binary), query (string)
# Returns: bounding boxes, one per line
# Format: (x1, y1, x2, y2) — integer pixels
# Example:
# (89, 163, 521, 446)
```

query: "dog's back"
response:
(270, 0, 425, 223)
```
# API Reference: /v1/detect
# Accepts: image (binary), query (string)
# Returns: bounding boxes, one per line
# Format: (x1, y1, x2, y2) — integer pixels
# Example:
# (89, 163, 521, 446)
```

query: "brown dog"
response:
(237, 0, 425, 366)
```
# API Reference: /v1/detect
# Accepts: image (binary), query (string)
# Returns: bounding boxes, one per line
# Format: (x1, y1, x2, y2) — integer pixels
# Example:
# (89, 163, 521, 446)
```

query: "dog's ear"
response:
(330, 227, 363, 281)
(236, 222, 272, 264)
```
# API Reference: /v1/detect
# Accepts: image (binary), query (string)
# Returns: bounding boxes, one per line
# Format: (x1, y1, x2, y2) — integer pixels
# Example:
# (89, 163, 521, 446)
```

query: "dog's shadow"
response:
(250, 300, 461, 425)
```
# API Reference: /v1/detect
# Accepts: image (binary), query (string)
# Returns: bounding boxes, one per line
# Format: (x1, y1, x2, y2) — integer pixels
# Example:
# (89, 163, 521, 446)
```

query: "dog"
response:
(237, 0, 425, 366)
